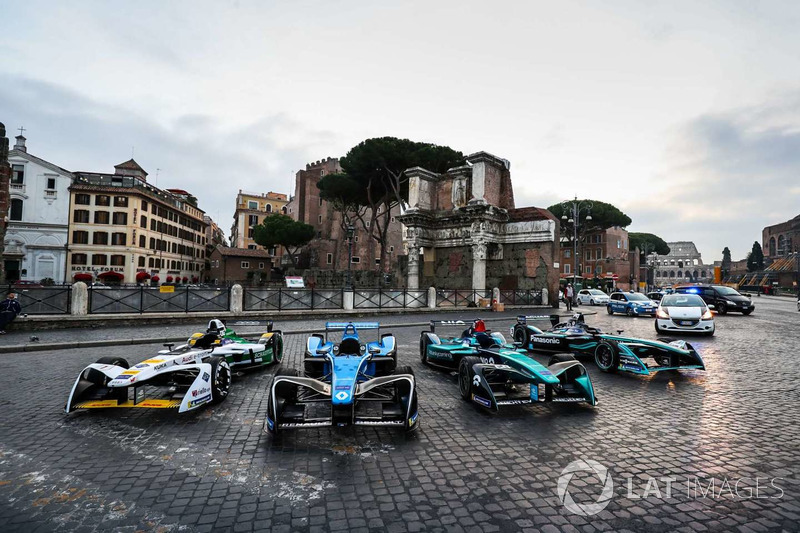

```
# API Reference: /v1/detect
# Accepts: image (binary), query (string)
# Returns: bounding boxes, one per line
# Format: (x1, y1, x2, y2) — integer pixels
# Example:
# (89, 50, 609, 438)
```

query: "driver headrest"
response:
(207, 319, 225, 334)
(338, 337, 361, 355)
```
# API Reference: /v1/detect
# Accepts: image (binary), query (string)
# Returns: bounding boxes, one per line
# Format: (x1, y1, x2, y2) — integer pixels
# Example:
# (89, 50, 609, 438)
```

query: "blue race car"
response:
(265, 322, 418, 435)
(419, 320, 597, 410)
(607, 291, 658, 316)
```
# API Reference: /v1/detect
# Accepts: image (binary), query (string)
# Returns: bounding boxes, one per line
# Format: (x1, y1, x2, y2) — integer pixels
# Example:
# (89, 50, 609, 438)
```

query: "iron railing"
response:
(353, 289, 428, 309)
(436, 289, 491, 308)
(243, 289, 344, 311)
(6, 284, 72, 315)
(498, 289, 543, 306)
(88, 286, 231, 314)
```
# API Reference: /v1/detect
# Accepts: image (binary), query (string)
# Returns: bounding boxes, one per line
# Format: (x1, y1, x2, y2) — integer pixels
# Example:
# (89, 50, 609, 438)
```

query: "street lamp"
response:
(345, 222, 355, 290)
(560, 196, 593, 290)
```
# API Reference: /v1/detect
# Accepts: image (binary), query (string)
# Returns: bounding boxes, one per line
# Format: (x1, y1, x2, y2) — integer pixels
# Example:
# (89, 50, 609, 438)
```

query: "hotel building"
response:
(230, 190, 289, 250)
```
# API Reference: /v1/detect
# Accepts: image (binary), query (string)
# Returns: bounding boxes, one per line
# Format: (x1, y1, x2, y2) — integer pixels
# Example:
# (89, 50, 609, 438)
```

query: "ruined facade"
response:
(652, 241, 712, 285)
(399, 152, 560, 305)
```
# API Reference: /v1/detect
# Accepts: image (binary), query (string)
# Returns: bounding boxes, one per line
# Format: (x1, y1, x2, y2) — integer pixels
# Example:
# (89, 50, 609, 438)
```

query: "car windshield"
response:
(589, 290, 606, 295)
(661, 294, 705, 307)
(714, 286, 741, 296)
(627, 293, 649, 301)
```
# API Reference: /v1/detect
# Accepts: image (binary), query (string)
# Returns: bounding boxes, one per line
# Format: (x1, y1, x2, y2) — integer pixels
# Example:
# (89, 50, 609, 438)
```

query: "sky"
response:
(2, 0, 800, 262)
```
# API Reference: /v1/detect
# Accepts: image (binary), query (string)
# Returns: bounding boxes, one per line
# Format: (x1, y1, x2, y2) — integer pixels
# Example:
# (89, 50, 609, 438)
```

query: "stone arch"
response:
(33, 234, 62, 247)
(669, 271, 675, 278)
(701, 270, 707, 278)
(693, 270, 699, 278)
(677, 270, 683, 278)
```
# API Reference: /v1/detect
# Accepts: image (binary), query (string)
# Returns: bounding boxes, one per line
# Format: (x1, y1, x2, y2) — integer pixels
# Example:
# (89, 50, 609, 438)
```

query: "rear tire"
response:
(548, 353, 576, 366)
(273, 333, 284, 363)
(717, 303, 728, 315)
(607, 306, 613, 315)
(513, 325, 530, 348)
(458, 356, 481, 401)
(420, 333, 432, 365)
(594, 341, 618, 373)
(626, 308, 634, 317)
(208, 356, 231, 403)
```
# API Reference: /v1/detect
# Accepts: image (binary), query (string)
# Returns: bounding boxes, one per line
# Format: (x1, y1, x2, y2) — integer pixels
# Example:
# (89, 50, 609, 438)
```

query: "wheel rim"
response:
(215, 361, 231, 398)
(459, 363, 470, 397)
(596, 345, 613, 369)
(626, 308, 633, 316)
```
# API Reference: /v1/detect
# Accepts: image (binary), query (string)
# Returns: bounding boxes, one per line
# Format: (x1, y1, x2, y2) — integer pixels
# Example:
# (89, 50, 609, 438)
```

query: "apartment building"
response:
(230, 190, 289, 249)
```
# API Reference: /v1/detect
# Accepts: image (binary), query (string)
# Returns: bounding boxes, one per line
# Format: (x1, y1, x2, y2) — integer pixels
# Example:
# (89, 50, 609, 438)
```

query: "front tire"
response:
(717, 303, 728, 315)
(548, 353, 576, 366)
(420, 333, 432, 365)
(590, 299, 595, 306)
(607, 306, 613, 315)
(594, 341, 618, 373)
(208, 356, 231, 403)
(626, 307, 634, 317)
(458, 356, 481, 401)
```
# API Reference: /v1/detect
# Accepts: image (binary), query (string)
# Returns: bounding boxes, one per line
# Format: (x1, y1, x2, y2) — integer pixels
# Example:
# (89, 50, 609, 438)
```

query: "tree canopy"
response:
(547, 200, 632, 232)
(746, 241, 764, 272)
(629, 233, 671, 256)
(252, 214, 315, 268)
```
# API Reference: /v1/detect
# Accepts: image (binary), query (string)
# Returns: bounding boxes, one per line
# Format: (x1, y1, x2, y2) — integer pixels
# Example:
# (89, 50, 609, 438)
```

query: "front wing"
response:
(265, 372, 418, 433)
(65, 362, 215, 414)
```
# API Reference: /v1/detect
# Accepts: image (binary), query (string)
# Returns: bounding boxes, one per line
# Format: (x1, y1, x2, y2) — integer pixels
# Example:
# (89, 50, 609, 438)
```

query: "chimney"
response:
(14, 135, 26, 153)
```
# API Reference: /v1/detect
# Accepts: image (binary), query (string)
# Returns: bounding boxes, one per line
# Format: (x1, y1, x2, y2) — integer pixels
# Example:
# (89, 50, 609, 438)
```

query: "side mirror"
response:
(163, 343, 174, 351)
(368, 346, 381, 355)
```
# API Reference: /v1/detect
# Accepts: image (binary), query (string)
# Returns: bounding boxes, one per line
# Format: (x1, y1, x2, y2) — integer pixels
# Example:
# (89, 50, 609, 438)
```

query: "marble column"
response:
(407, 244, 420, 290)
(472, 241, 487, 294)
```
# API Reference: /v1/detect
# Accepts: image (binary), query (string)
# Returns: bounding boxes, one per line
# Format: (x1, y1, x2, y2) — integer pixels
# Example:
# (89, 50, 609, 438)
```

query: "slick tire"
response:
(594, 341, 619, 373)
(458, 356, 482, 401)
(513, 325, 531, 348)
(208, 355, 232, 403)
(419, 333, 433, 365)
(273, 333, 284, 364)
(548, 353, 576, 366)
(265, 368, 300, 436)
(394, 366, 418, 433)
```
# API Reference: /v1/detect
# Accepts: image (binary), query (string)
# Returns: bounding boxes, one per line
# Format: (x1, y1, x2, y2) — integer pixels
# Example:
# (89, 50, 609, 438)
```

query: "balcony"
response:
(10, 183, 25, 193)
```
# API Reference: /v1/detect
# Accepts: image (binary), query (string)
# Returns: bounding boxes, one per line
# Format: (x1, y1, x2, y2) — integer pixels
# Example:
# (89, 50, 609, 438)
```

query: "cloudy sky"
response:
(3, 0, 800, 261)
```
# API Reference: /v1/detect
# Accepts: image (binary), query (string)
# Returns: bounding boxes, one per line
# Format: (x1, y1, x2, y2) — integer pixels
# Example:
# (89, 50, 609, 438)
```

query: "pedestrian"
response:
(0, 292, 23, 334)
(565, 283, 574, 311)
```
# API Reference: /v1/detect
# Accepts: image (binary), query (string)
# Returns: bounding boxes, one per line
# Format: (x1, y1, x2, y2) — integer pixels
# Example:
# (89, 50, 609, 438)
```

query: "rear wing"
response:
(226, 319, 274, 332)
(428, 320, 469, 333)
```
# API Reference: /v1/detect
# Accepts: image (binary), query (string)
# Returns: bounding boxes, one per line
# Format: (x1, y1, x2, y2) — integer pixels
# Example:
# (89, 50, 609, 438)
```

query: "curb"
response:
(0, 310, 592, 354)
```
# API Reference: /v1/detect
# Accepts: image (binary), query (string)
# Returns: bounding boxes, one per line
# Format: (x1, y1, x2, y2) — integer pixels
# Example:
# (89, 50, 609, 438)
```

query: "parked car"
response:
(607, 292, 658, 316)
(577, 289, 610, 306)
(655, 294, 715, 336)
(646, 291, 664, 302)
(675, 285, 754, 315)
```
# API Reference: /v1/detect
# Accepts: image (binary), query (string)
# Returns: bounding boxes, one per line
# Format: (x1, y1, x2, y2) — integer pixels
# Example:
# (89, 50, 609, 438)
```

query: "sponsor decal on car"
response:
(533, 337, 562, 345)
(188, 394, 211, 408)
(181, 354, 198, 364)
(335, 391, 349, 401)
(471, 394, 492, 408)
(120, 369, 140, 375)
(192, 387, 211, 397)
(134, 363, 150, 369)
(498, 399, 533, 405)
(539, 369, 553, 376)
(408, 412, 419, 427)
(202, 372, 210, 382)
(143, 359, 165, 364)
(335, 385, 350, 390)
(266, 416, 274, 430)
(553, 397, 586, 402)
(153, 362, 167, 371)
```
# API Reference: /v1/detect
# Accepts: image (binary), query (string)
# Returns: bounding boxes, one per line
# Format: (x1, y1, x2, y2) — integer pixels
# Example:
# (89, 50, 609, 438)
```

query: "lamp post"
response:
(345, 222, 355, 290)
(560, 197, 593, 290)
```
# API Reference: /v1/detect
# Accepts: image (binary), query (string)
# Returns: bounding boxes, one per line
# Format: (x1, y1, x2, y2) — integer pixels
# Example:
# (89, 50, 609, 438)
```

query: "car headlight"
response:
(656, 308, 670, 319)
(701, 308, 713, 320)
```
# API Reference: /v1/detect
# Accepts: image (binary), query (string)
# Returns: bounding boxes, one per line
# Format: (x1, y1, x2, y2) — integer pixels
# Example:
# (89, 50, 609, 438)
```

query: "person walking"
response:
(565, 283, 574, 311)
(0, 292, 23, 334)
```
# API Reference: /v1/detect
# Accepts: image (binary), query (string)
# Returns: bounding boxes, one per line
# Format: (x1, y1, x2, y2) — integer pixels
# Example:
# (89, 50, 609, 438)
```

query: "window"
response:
(46, 177, 56, 190)
(11, 164, 24, 183)
(390, 246, 394, 253)
(585, 251, 591, 261)
(266, 204, 272, 213)
(351, 256, 360, 264)
(365, 220, 370, 228)
(318, 215, 322, 223)
(93, 232, 109, 245)
(94, 211, 110, 224)
(72, 231, 89, 244)
(375, 258, 381, 265)
(110, 255, 125, 266)
(326, 253, 333, 265)
(248, 228, 254, 239)
(113, 212, 128, 225)
(148, 257, 155, 267)
(259, 262, 265, 269)
(354, 236, 359, 243)
(92, 254, 108, 266)
(9, 199, 23, 221)
(75, 194, 90, 205)
(241, 261, 250, 268)
(564, 249, 571, 258)
(141, 200, 148, 211)
(282, 206, 287, 214)
(138, 256, 145, 267)
(248, 201, 258, 210)
(140, 216, 147, 228)
(320, 170, 325, 176)
(72, 253, 88, 265)
(139, 235, 146, 247)
(319, 198, 323, 207)
(149, 238, 156, 249)
(564, 264, 571, 274)
(114, 196, 128, 207)
(73, 210, 89, 223)
(111, 233, 127, 246)
(248, 214, 258, 226)
(151, 204, 157, 214)
(617, 239, 621, 248)
(248, 244, 257, 249)
(95, 195, 110, 206)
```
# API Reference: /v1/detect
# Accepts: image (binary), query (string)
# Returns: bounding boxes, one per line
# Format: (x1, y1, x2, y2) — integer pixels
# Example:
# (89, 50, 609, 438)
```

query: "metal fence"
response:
(436, 289, 491, 308)
(88, 286, 231, 314)
(243, 288, 344, 311)
(353, 289, 428, 309)
(498, 289, 543, 306)
(6, 284, 72, 315)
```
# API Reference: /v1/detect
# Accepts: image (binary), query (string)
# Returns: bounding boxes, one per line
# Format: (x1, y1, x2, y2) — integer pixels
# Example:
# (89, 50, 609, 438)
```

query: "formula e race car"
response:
(171, 319, 284, 370)
(419, 320, 597, 410)
(265, 322, 418, 435)
(65, 346, 231, 414)
(511, 313, 706, 375)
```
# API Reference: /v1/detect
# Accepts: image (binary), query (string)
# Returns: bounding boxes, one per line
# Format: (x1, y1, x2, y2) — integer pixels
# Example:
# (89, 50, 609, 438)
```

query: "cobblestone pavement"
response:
(0, 297, 798, 532)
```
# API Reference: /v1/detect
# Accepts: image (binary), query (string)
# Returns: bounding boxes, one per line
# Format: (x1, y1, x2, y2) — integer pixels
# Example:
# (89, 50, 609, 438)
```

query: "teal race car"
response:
(511, 313, 705, 375)
(163, 319, 284, 370)
(419, 320, 597, 411)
